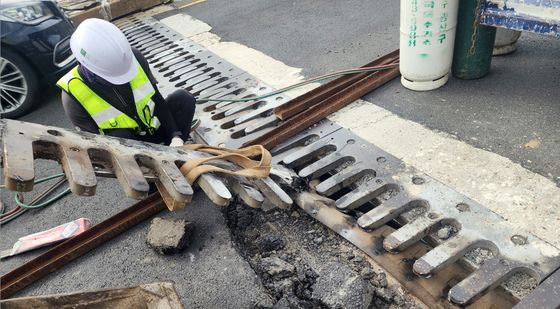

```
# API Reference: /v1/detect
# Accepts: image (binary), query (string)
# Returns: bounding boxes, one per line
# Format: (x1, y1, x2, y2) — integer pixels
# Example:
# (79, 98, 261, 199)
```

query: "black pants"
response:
(164, 89, 196, 139)
(150, 89, 196, 144)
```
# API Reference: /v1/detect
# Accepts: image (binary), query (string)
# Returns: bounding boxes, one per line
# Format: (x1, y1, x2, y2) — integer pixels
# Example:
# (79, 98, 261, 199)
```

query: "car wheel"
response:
(0, 49, 38, 119)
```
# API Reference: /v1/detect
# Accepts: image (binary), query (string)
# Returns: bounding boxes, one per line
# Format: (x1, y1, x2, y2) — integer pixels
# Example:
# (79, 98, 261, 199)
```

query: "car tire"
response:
(1, 48, 39, 119)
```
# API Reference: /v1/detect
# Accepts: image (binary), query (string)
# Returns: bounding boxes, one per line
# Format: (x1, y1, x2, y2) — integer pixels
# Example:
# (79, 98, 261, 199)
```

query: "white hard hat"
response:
(70, 18, 138, 85)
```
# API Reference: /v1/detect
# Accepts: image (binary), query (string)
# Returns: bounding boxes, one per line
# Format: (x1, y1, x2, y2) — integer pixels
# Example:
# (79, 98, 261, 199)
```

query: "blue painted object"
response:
(481, 0, 560, 37)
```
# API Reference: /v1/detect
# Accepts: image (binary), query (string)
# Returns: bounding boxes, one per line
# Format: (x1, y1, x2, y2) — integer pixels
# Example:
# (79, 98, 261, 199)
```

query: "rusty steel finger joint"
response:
(0, 120, 291, 210)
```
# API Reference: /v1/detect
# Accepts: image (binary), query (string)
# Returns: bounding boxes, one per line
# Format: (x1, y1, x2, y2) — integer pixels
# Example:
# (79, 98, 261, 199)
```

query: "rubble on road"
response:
(259, 257, 296, 279)
(311, 261, 374, 309)
(224, 202, 422, 308)
(146, 217, 193, 255)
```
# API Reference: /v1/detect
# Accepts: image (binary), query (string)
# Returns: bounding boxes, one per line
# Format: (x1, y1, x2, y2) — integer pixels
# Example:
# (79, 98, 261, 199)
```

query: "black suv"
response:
(1, 0, 76, 118)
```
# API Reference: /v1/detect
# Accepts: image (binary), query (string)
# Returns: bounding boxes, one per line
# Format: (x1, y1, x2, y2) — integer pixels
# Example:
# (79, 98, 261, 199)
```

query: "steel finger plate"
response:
(276, 123, 560, 306)
(0, 120, 290, 210)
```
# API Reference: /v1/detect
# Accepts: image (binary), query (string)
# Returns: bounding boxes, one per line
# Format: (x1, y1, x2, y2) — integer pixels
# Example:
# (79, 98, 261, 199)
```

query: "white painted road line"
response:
(161, 13, 560, 248)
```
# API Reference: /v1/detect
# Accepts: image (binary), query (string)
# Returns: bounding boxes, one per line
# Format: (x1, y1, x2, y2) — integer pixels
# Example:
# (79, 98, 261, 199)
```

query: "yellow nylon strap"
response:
(179, 144, 272, 185)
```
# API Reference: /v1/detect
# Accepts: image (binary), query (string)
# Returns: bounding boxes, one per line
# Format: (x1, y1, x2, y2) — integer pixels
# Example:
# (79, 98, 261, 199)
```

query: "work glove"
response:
(169, 136, 184, 147)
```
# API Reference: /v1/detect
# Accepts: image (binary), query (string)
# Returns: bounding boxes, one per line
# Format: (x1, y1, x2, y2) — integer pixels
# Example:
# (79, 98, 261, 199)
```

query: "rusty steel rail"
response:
(273, 50, 399, 120)
(245, 60, 400, 150)
(0, 119, 292, 210)
(0, 193, 166, 299)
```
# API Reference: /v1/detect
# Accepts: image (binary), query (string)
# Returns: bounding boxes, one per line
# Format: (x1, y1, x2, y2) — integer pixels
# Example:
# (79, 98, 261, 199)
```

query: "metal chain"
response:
(469, 0, 483, 55)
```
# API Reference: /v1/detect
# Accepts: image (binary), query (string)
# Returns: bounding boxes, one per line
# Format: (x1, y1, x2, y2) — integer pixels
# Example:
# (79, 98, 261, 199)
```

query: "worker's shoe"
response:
(190, 118, 201, 132)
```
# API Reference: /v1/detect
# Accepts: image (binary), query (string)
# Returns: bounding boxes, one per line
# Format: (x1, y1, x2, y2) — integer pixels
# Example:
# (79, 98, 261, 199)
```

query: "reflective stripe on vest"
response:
(56, 63, 160, 134)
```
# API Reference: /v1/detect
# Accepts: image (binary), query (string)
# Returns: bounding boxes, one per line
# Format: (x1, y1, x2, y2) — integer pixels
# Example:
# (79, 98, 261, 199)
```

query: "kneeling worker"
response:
(57, 18, 198, 147)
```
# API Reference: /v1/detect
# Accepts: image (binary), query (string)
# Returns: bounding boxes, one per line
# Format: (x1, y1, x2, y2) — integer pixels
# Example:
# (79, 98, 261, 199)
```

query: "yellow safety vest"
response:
(56, 64, 161, 135)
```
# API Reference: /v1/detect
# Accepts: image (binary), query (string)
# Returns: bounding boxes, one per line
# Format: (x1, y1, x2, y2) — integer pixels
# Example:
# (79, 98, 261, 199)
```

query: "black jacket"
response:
(61, 48, 182, 143)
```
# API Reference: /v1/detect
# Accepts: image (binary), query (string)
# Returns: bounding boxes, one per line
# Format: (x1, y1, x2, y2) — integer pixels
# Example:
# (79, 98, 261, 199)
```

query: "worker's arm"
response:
(61, 91, 160, 141)
(132, 48, 184, 141)
(61, 91, 100, 134)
